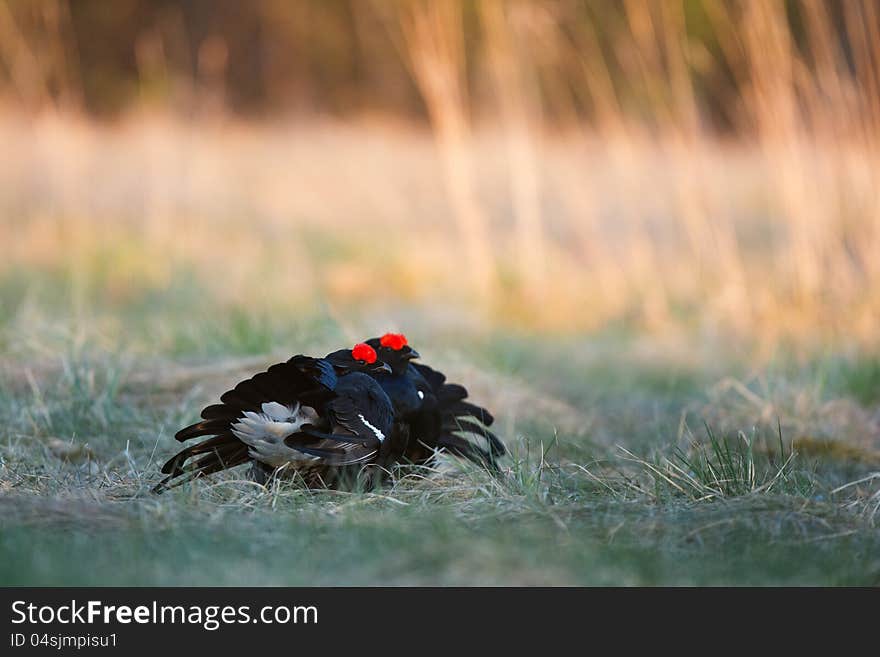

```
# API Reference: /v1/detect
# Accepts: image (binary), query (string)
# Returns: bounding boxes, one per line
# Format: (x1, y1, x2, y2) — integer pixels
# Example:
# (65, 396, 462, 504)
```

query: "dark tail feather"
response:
(154, 438, 249, 493)
(410, 362, 446, 388)
(175, 419, 236, 442)
(437, 383, 468, 405)
(442, 418, 506, 457)
(153, 446, 249, 493)
(216, 360, 327, 414)
(161, 433, 239, 474)
(200, 404, 241, 421)
(435, 433, 499, 472)
(153, 451, 250, 493)
(286, 355, 337, 390)
(446, 400, 495, 426)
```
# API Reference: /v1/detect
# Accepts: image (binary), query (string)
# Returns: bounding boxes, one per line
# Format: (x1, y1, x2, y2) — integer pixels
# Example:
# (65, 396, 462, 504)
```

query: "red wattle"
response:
(380, 333, 408, 350)
(352, 343, 378, 364)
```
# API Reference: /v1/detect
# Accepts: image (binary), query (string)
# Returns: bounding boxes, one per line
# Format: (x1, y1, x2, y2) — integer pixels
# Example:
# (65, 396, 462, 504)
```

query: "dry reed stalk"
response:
(480, 0, 546, 299)
(397, 1, 495, 303)
(2, 1, 880, 347)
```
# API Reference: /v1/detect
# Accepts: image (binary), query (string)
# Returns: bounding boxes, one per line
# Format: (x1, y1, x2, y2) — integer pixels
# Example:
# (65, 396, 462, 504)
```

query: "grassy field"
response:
(1, 267, 879, 586)
(2, 1, 880, 588)
(1, 102, 880, 585)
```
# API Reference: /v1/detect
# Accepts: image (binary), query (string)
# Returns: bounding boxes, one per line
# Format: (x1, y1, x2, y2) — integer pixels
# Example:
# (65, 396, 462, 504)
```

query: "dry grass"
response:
(1, 110, 879, 350)
(2, 329, 879, 585)
(1, 3, 880, 350)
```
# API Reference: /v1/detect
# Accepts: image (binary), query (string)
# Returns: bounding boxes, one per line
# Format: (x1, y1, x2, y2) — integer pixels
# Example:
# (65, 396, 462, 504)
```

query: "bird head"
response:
(365, 333, 420, 375)
(325, 343, 392, 375)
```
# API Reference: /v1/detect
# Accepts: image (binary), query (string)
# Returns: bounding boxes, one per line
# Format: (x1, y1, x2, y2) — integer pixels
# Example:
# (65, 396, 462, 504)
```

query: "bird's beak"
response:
(404, 349, 420, 361)
(376, 362, 393, 374)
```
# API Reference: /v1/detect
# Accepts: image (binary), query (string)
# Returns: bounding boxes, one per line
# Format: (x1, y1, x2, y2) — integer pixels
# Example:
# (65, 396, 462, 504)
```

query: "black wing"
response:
(293, 373, 394, 466)
(154, 355, 336, 492)
(408, 362, 505, 468)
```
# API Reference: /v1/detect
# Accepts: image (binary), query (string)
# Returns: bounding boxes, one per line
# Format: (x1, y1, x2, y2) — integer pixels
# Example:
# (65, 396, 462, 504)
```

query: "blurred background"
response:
(2, 0, 879, 353)
(4, 0, 880, 587)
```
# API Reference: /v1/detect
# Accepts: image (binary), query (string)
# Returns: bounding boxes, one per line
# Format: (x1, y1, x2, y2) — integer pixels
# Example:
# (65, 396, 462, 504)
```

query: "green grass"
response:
(830, 358, 880, 407)
(1, 278, 879, 586)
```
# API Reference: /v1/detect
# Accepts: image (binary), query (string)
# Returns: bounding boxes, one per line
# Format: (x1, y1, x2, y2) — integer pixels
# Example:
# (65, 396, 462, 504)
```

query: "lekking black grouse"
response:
(365, 333, 505, 471)
(155, 334, 503, 491)
(154, 343, 394, 492)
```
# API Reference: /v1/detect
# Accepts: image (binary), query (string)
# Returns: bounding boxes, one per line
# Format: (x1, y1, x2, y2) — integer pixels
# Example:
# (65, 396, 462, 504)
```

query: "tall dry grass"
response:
(1, 1, 879, 351)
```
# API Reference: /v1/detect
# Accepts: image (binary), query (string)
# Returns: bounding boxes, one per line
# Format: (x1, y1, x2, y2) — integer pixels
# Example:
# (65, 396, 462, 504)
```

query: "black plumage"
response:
(154, 345, 393, 492)
(365, 334, 505, 471)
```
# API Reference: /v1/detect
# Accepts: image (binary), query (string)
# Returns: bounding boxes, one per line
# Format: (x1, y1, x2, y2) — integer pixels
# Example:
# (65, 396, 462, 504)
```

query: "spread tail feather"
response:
(441, 418, 506, 457)
(435, 432, 499, 472)
(154, 435, 249, 492)
(446, 400, 495, 426)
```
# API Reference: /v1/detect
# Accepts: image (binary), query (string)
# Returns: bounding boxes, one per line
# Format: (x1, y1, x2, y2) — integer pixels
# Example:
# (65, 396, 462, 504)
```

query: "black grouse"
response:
(365, 333, 505, 470)
(154, 343, 394, 492)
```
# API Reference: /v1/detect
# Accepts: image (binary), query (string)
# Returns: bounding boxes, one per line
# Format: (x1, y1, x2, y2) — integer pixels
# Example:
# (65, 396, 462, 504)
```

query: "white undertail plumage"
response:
(232, 402, 320, 466)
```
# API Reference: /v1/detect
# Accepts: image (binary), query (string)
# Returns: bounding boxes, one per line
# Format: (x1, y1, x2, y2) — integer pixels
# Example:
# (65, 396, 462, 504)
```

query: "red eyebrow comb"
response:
(352, 343, 378, 363)
(380, 333, 407, 350)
